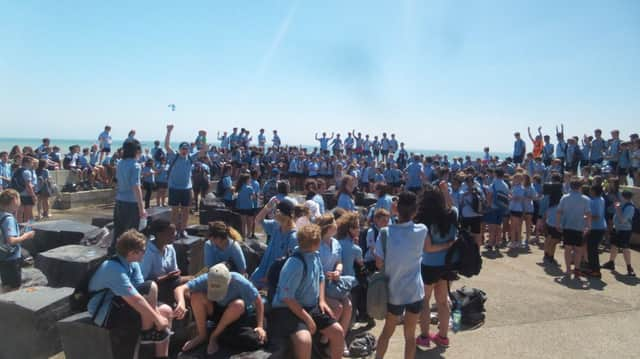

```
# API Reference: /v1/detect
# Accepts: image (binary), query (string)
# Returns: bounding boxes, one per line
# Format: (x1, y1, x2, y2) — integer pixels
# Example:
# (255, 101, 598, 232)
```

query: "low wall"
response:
(53, 189, 115, 210)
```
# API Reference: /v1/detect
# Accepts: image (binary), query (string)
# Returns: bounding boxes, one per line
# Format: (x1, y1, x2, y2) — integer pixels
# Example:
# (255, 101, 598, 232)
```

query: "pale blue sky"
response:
(1, 0, 638, 152)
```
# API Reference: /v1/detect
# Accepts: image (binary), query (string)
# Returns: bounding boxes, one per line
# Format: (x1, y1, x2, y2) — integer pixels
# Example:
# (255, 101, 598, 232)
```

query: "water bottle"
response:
(452, 307, 462, 333)
(138, 217, 148, 232)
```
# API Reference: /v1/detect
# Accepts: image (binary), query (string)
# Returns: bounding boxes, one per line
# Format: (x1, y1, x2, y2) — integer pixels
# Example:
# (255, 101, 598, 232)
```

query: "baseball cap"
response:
(179, 142, 190, 150)
(207, 263, 231, 302)
(276, 199, 295, 217)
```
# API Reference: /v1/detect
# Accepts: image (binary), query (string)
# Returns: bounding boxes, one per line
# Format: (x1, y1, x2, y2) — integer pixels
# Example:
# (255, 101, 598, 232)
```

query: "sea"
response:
(0, 137, 510, 160)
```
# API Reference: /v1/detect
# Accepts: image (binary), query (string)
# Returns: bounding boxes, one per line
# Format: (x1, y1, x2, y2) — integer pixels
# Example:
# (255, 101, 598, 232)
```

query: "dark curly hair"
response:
(415, 183, 456, 236)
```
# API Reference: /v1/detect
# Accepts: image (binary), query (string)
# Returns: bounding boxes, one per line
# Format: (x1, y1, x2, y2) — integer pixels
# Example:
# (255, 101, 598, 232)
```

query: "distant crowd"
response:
(0, 123, 639, 359)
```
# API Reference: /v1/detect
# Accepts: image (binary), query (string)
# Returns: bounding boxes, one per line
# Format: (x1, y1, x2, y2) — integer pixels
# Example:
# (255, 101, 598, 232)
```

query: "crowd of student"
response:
(0, 123, 639, 359)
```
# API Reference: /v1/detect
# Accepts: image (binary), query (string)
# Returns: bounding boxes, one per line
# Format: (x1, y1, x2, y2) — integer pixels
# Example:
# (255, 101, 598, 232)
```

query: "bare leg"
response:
(623, 249, 632, 266)
(171, 207, 180, 230)
(419, 285, 433, 336)
(207, 299, 246, 355)
(154, 304, 173, 357)
(180, 207, 189, 233)
(182, 292, 214, 352)
(564, 245, 574, 274)
(320, 323, 345, 359)
(291, 330, 312, 359)
(376, 312, 398, 359)
(402, 311, 419, 359)
(433, 281, 450, 338)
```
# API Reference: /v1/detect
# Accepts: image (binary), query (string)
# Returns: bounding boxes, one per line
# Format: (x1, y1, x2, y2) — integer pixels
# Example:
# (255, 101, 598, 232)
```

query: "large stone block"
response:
(177, 348, 272, 359)
(174, 235, 206, 275)
(91, 215, 114, 228)
(0, 286, 73, 359)
(22, 220, 100, 255)
(240, 238, 267, 276)
(355, 192, 377, 208)
(199, 207, 242, 233)
(322, 192, 337, 211)
(57, 312, 139, 359)
(35, 245, 108, 288)
(185, 224, 209, 237)
(146, 206, 172, 225)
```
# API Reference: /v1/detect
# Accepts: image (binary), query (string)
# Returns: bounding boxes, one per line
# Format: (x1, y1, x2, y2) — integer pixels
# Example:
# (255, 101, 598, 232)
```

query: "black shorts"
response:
(381, 150, 389, 156)
(513, 155, 524, 164)
(612, 230, 632, 249)
(101, 147, 111, 154)
(20, 196, 34, 206)
(232, 161, 242, 169)
(0, 258, 22, 289)
(421, 265, 456, 285)
(407, 186, 421, 193)
(103, 281, 152, 330)
(546, 225, 562, 240)
(510, 211, 523, 218)
(156, 182, 168, 189)
(618, 168, 629, 176)
(209, 302, 257, 328)
(562, 229, 584, 246)
(387, 299, 423, 316)
(461, 216, 482, 234)
(168, 188, 192, 207)
(373, 150, 380, 156)
(268, 306, 336, 339)
(193, 181, 209, 195)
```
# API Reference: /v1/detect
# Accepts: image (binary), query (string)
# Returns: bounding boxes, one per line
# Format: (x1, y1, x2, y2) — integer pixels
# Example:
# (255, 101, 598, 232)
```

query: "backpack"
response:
(446, 229, 482, 278)
(347, 332, 377, 357)
(266, 252, 306, 305)
(9, 168, 26, 193)
(491, 182, 509, 213)
(471, 187, 487, 214)
(0, 214, 19, 261)
(449, 286, 487, 328)
(623, 203, 640, 234)
(69, 256, 122, 318)
(367, 227, 388, 320)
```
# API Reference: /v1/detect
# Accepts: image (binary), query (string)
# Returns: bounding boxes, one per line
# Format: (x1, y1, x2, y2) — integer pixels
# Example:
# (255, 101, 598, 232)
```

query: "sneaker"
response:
(601, 261, 615, 271)
(542, 255, 550, 264)
(428, 333, 449, 347)
(416, 335, 430, 351)
(627, 266, 636, 277)
(549, 258, 561, 267)
(140, 328, 171, 344)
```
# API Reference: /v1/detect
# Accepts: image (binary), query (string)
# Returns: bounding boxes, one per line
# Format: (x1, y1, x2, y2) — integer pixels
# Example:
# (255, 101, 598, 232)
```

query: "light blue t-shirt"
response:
(590, 196, 607, 230)
(490, 179, 510, 210)
(509, 184, 526, 212)
(222, 176, 233, 201)
(337, 193, 356, 212)
(115, 159, 141, 203)
(250, 220, 297, 288)
(0, 212, 21, 261)
(422, 208, 458, 267)
(166, 152, 196, 190)
(375, 222, 427, 306)
(88, 257, 144, 326)
(236, 184, 255, 210)
(319, 237, 341, 272)
(272, 250, 324, 309)
(204, 239, 247, 273)
(311, 194, 325, 214)
(338, 237, 363, 277)
(406, 162, 423, 188)
(375, 194, 393, 213)
(188, 272, 259, 308)
(557, 191, 591, 231)
(140, 241, 178, 280)
(614, 203, 635, 231)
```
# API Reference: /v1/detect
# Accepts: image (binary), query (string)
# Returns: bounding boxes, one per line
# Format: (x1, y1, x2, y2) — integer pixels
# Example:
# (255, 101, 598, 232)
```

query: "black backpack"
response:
(266, 252, 306, 305)
(623, 203, 640, 234)
(10, 168, 26, 193)
(69, 256, 121, 317)
(450, 286, 487, 328)
(471, 188, 487, 214)
(446, 229, 482, 278)
(216, 176, 227, 197)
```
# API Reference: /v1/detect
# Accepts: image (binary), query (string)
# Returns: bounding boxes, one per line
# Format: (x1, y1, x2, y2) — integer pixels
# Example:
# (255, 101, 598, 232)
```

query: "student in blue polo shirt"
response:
(316, 132, 334, 153)
(555, 177, 592, 277)
(513, 132, 526, 164)
(485, 169, 509, 251)
(405, 155, 424, 193)
(0, 152, 11, 190)
(111, 140, 146, 255)
(0, 189, 36, 290)
(173, 263, 266, 355)
(336, 175, 356, 212)
(235, 172, 256, 238)
(165, 124, 206, 238)
(203, 221, 247, 275)
(601, 190, 636, 277)
(250, 198, 298, 288)
(585, 184, 606, 277)
(336, 212, 363, 277)
(88, 230, 173, 358)
(269, 224, 344, 359)
(98, 125, 112, 164)
(375, 191, 426, 359)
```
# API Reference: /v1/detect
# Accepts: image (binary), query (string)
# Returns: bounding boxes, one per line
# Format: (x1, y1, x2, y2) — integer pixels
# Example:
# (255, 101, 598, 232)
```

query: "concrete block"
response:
(199, 207, 242, 233)
(22, 220, 99, 255)
(57, 312, 139, 359)
(53, 189, 116, 210)
(35, 245, 107, 288)
(174, 235, 206, 275)
(92, 216, 114, 228)
(146, 206, 172, 225)
(240, 238, 267, 276)
(186, 224, 209, 237)
(0, 286, 73, 359)
(20, 267, 49, 288)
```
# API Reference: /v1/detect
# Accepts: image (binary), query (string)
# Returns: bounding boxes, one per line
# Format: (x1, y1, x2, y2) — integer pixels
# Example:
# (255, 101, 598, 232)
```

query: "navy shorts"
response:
(562, 229, 584, 246)
(268, 306, 336, 339)
(387, 299, 423, 316)
(168, 188, 192, 207)
(20, 196, 35, 206)
(546, 225, 562, 240)
(461, 216, 482, 234)
(484, 209, 504, 225)
(421, 265, 456, 285)
(612, 230, 632, 249)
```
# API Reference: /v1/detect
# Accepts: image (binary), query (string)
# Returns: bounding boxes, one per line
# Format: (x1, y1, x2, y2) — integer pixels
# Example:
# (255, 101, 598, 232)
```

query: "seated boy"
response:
(173, 263, 266, 355)
(88, 229, 173, 359)
(269, 224, 344, 359)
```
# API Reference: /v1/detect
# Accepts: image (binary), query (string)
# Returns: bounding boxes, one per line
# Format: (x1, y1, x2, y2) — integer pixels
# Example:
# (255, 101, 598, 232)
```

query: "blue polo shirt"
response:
(557, 191, 591, 231)
(375, 194, 393, 213)
(337, 193, 356, 212)
(141, 241, 178, 280)
(88, 257, 144, 326)
(406, 162, 423, 188)
(236, 184, 255, 210)
(187, 272, 259, 309)
(337, 237, 362, 277)
(319, 237, 341, 272)
(221, 176, 233, 201)
(204, 239, 247, 273)
(614, 203, 635, 231)
(115, 159, 141, 203)
(272, 250, 324, 309)
(250, 220, 297, 288)
(590, 196, 606, 230)
(0, 212, 21, 261)
(513, 139, 525, 157)
(166, 152, 196, 190)
(375, 222, 426, 306)
(590, 138, 605, 161)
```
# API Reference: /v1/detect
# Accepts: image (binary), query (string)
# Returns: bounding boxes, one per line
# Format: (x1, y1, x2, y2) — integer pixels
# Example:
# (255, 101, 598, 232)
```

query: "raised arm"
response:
(164, 125, 174, 153)
(527, 127, 534, 142)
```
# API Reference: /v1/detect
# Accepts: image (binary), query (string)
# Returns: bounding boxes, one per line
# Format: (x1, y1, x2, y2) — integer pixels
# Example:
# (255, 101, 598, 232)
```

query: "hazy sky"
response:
(1, 0, 638, 152)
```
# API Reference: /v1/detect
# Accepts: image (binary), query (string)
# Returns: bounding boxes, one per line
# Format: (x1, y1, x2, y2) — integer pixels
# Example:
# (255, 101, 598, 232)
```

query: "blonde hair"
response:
(0, 189, 20, 210)
(208, 221, 242, 241)
(315, 213, 337, 237)
(115, 229, 146, 257)
(336, 212, 359, 238)
(297, 224, 321, 251)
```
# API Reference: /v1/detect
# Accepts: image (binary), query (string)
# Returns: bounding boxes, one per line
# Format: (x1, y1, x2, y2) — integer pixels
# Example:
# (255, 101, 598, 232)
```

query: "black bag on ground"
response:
(446, 229, 482, 278)
(218, 325, 263, 352)
(450, 286, 487, 328)
(347, 332, 377, 357)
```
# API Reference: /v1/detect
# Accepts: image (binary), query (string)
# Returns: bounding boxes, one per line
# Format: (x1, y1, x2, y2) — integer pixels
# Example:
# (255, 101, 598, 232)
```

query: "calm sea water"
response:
(0, 137, 510, 160)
